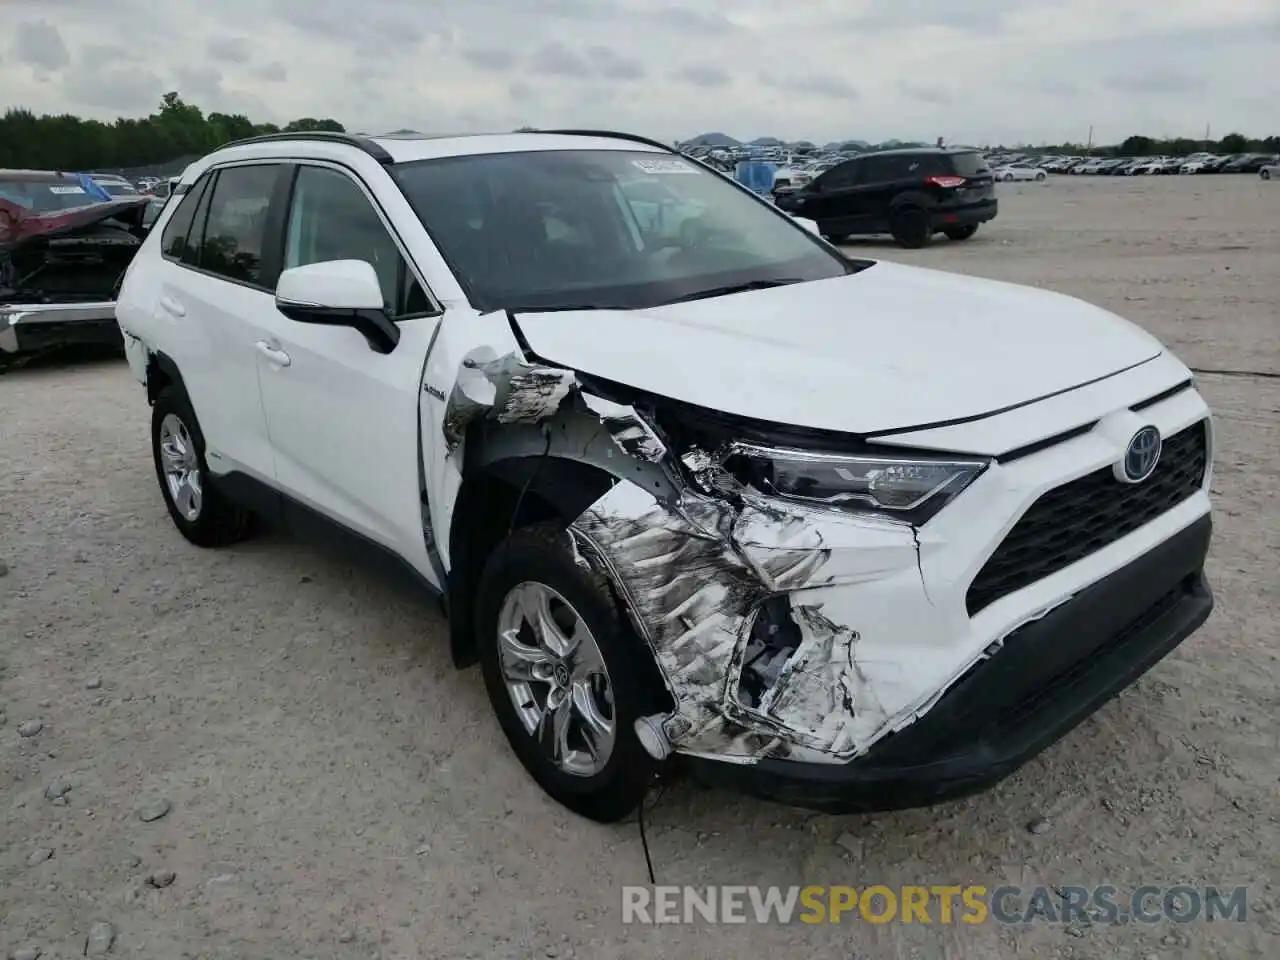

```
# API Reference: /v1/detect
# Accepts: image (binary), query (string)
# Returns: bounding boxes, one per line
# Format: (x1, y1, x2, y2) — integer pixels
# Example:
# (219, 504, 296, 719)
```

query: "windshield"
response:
(0, 177, 99, 213)
(392, 149, 852, 312)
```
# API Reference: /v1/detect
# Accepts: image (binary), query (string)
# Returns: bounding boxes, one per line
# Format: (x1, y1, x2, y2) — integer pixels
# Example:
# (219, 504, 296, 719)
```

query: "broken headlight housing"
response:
(723, 442, 988, 525)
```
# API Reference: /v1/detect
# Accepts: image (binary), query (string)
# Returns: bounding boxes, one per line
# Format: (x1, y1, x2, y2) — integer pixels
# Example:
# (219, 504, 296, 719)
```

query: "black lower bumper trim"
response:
(6, 319, 123, 356)
(685, 514, 1213, 813)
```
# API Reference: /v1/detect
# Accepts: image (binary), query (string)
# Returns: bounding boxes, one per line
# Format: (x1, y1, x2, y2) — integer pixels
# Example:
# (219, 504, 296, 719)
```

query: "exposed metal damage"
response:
(444, 342, 933, 765)
(442, 345, 578, 452)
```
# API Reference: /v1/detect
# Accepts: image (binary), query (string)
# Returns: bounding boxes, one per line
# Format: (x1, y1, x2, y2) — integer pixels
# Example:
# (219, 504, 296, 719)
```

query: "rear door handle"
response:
(158, 295, 185, 317)
(254, 341, 291, 367)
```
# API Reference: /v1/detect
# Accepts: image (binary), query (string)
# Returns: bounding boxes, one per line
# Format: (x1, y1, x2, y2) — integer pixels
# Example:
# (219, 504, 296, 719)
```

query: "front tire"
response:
(1263, 170, 1272, 180)
(475, 524, 659, 823)
(1035, 171, 1046, 181)
(151, 386, 252, 547)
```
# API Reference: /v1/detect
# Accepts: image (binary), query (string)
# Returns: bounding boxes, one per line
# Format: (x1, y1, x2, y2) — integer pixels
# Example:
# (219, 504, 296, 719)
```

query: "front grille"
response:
(966, 420, 1208, 615)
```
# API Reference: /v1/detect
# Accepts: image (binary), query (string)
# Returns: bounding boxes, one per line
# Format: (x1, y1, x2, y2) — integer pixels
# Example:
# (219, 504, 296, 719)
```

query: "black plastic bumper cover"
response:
(3, 318, 123, 356)
(685, 513, 1213, 813)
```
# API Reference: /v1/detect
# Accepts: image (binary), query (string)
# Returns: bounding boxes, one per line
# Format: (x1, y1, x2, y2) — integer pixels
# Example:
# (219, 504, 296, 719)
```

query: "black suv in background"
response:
(773, 148, 997, 248)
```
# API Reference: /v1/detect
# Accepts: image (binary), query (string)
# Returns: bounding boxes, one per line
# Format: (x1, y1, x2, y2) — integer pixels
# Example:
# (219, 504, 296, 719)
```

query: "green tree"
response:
(0, 92, 346, 172)
(1217, 133, 1248, 154)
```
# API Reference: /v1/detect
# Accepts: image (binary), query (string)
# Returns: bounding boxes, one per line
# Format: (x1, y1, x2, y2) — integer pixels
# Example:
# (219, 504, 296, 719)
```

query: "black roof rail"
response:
(218, 130, 394, 164)
(522, 128, 681, 155)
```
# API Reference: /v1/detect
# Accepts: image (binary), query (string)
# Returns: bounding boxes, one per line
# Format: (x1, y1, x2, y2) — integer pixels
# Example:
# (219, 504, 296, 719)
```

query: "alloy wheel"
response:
(158, 413, 202, 521)
(496, 581, 616, 777)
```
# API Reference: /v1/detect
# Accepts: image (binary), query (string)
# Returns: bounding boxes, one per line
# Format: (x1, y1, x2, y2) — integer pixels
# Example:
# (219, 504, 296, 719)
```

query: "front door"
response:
(253, 162, 443, 582)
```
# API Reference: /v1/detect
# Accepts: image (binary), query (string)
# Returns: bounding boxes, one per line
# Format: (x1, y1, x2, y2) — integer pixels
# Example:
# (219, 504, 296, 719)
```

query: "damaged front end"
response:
(439, 325, 986, 768)
(1, 197, 149, 358)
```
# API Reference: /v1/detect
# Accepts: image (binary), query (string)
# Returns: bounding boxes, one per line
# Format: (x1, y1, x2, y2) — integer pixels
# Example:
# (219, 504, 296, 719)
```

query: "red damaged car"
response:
(1, 169, 150, 365)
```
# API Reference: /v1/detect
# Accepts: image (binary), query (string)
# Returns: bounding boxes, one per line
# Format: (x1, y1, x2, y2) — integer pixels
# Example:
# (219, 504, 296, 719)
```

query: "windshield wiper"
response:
(504, 303, 630, 314)
(663, 278, 804, 304)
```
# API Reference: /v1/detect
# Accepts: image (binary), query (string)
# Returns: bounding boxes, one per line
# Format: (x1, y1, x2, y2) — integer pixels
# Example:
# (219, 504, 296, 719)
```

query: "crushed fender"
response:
(569, 480, 901, 763)
(440, 348, 917, 762)
(442, 346, 577, 451)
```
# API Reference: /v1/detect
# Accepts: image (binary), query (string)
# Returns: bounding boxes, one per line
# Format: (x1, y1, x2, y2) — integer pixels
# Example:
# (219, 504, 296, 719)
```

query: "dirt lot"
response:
(2, 174, 1277, 959)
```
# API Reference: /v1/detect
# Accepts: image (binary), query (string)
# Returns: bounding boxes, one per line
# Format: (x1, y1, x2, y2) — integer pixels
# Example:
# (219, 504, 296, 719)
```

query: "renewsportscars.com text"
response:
(621, 885, 1249, 925)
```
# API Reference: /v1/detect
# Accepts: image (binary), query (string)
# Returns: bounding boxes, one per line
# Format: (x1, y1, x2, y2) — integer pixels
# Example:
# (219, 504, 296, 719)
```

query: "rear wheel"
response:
(944, 224, 978, 241)
(1035, 171, 1046, 181)
(151, 387, 253, 547)
(890, 207, 931, 249)
(475, 524, 659, 823)
(1003, 173, 1015, 182)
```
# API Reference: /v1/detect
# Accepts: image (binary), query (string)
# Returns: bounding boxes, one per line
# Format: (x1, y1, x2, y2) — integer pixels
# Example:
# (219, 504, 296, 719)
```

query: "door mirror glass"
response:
(275, 259, 400, 354)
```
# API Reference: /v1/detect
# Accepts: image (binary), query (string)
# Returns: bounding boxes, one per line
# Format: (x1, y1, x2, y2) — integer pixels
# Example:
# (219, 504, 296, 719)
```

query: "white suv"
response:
(115, 130, 1215, 823)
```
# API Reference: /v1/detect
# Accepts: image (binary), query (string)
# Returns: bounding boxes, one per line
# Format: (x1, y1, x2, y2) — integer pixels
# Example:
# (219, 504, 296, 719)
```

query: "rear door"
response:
(152, 162, 290, 483)
(253, 161, 443, 578)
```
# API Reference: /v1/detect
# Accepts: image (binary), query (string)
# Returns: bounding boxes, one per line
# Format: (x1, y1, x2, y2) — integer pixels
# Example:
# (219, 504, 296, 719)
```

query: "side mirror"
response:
(275, 259, 400, 354)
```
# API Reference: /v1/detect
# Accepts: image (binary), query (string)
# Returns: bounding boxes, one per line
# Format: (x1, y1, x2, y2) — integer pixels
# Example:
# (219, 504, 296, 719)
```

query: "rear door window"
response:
(859, 155, 903, 183)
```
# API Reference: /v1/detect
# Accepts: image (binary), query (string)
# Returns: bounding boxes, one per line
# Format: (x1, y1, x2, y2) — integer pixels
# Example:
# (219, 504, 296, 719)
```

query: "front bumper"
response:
(684, 514, 1213, 813)
(0, 302, 122, 356)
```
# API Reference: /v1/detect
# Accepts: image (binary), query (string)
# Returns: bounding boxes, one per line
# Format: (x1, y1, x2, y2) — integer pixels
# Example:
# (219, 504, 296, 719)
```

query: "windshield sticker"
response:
(631, 158, 698, 175)
(48, 186, 86, 194)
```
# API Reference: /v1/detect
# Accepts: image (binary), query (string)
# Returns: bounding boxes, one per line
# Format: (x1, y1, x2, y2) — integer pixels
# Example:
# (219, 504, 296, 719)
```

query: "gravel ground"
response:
(2, 173, 1277, 959)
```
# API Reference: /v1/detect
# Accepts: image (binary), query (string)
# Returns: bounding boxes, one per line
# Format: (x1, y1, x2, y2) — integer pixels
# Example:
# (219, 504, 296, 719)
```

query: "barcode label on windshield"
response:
(631, 159, 697, 175)
(49, 186, 86, 194)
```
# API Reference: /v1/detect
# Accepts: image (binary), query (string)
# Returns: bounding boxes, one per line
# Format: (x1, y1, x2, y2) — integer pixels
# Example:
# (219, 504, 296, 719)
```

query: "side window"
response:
(815, 160, 859, 190)
(160, 173, 211, 261)
(860, 156, 899, 182)
(283, 165, 429, 317)
(199, 164, 281, 286)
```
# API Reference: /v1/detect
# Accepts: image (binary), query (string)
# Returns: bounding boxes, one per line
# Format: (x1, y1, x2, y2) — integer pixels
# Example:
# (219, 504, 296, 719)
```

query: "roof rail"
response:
(218, 130, 394, 164)
(522, 128, 680, 155)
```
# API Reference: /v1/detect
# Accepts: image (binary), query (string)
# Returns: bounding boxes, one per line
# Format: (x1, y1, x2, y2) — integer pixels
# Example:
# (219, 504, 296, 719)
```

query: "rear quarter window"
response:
(947, 153, 990, 177)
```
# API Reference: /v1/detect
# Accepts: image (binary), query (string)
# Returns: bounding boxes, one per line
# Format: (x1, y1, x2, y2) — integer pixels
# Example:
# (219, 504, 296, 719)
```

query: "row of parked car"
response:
(988, 151, 1279, 177)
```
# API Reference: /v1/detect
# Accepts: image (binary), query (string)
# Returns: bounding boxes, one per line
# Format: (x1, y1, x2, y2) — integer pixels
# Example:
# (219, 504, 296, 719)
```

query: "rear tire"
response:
(1035, 171, 1046, 181)
(944, 224, 978, 241)
(151, 386, 253, 548)
(475, 523, 660, 823)
(890, 207, 931, 249)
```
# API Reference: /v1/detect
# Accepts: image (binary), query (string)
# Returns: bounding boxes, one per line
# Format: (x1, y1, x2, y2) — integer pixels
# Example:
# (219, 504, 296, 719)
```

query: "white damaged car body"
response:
(115, 130, 1215, 822)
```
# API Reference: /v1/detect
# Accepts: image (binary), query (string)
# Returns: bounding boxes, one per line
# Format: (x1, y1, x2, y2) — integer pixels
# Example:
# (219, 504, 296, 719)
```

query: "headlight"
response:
(723, 442, 988, 525)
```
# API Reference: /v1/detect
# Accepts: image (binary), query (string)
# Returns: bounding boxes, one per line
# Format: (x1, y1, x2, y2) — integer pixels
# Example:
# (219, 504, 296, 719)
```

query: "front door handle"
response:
(254, 340, 291, 367)
(159, 295, 185, 317)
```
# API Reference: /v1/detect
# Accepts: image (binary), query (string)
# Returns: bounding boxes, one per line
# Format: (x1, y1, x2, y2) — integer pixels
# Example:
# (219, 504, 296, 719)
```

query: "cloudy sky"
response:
(3, 0, 1277, 145)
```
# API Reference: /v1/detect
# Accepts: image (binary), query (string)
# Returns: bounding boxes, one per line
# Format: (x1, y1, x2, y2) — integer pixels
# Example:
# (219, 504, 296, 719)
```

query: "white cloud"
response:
(1, 0, 1276, 144)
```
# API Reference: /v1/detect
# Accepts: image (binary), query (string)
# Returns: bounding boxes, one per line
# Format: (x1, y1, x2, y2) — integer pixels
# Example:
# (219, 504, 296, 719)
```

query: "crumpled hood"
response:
(0, 197, 149, 250)
(513, 261, 1164, 436)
